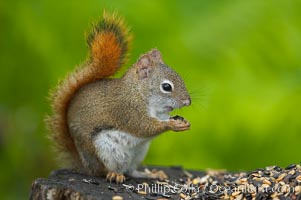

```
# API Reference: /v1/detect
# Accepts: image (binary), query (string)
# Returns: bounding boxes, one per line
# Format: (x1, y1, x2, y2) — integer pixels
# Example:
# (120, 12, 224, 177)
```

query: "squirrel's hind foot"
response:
(148, 169, 168, 180)
(106, 172, 126, 184)
(129, 169, 168, 181)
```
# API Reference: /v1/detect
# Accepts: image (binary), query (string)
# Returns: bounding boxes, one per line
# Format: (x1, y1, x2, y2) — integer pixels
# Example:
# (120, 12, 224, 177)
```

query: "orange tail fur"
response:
(46, 12, 132, 167)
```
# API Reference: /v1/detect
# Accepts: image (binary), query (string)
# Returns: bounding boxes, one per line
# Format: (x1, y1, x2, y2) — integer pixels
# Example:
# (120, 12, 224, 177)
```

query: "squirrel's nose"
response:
(183, 97, 191, 106)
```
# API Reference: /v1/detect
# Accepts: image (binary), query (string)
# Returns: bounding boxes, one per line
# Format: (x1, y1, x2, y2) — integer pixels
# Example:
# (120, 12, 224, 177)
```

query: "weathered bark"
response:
(30, 166, 203, 200)
(30, 165, 301, 200)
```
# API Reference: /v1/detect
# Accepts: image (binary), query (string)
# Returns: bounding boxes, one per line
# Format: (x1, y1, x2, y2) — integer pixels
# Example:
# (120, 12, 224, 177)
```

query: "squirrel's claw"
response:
(106, 172, 126, 184)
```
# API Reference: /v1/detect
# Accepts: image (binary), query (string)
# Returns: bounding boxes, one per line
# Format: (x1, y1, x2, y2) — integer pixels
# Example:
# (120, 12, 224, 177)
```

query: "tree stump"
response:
(30, 165, 301, 200)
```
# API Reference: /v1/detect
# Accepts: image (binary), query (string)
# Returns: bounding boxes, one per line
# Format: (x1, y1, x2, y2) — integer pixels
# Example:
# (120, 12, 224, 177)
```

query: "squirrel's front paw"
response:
(168, 115, 190, 131)
(106, 172, 126, 184)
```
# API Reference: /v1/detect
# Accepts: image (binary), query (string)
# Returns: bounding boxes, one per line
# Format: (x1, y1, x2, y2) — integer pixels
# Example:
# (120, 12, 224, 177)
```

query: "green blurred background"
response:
(1, 0, 301, 198)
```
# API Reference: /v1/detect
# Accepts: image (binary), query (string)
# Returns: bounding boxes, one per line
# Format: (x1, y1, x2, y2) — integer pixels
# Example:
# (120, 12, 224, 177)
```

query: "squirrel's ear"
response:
(136, 54, 153, 80)
(135, 49, 164, 80)
(150, 49, 163, 64)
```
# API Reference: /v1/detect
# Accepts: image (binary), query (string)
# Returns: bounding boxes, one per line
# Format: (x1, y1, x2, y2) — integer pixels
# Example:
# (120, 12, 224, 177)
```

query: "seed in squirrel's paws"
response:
(171, 115, 184, 121)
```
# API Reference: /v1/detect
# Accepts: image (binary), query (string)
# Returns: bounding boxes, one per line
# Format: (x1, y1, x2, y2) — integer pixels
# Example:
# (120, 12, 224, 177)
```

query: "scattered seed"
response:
(263, 179, 271, 185)
(275, 166, 282, 172)
(82, 179, 90, 184)
(236, 193, 243, 200)
(276, 173, 287, 182)
(192, 178, 200, 185)
(191, 192, 198, 197)
(206, 169, 227, 176)
(295, 186, 301, 194)
(183, 170, 193, 178)
(250, 173, 260, 178)
(278, 181, 285, 186)
(108, 186, 118, 192)
(156, 181, 168, 185)
(266, 166, 275, 171)
(178, 178, 185, 183)
(285, 164, 296, 170)
(296, 175, 301, 182)
(198, 175, 209, 184)
(82, 178, 99, 185)
(180, 193, 187, 199)
(112, 195, 123, 200)
(138, 191, 147, 195)
(253, 177, 264, 182)
(161, 194, 171, 198)
(232, 191, 241, 196)
(261, 183, 270, 188)
(121, 184, 134, 191)
(240, 178, 248, 183)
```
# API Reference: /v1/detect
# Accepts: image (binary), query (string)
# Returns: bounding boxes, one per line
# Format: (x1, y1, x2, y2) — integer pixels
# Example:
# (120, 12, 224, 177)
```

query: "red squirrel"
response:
(46, 12, 191, 183)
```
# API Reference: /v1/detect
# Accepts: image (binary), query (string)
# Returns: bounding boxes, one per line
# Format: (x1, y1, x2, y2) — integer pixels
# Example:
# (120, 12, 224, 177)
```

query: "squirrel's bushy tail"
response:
(46, 12, 132, 168)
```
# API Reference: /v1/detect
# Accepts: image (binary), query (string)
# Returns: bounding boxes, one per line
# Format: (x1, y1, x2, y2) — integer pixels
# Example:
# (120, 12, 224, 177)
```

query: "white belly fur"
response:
(93, 130, 151, 174)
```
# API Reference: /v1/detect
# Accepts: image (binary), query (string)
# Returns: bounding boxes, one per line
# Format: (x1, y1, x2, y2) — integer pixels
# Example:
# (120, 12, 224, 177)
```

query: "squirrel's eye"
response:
(160, 80, 174, 93)
(162, 83, 172, 92)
